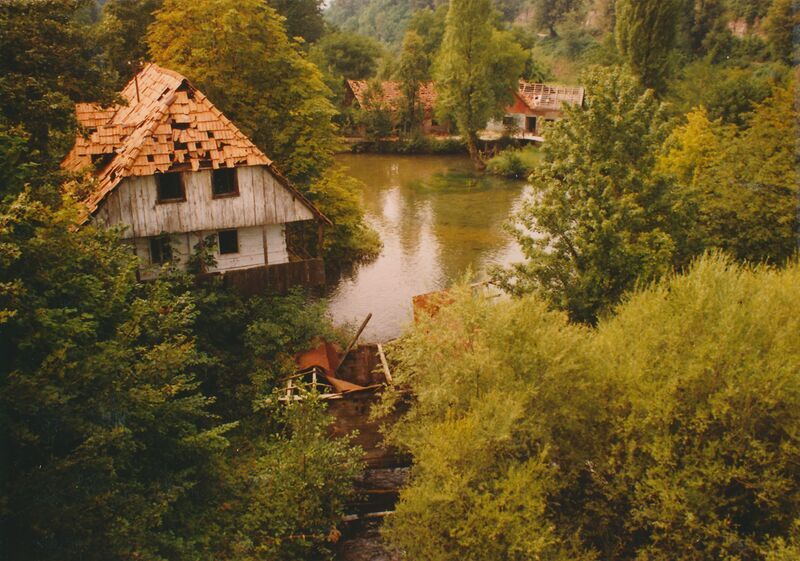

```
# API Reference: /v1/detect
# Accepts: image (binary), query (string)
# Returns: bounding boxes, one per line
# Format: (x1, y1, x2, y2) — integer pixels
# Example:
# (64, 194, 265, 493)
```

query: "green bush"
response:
(378, 255, 800, 561)
(486, 145, 543, 178)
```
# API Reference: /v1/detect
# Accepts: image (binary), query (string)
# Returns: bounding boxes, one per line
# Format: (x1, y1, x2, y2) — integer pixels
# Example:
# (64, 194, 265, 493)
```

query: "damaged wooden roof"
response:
(62, 63, 326, 222)
(346, 80, 438, 112)
(517, 81, 585, 111)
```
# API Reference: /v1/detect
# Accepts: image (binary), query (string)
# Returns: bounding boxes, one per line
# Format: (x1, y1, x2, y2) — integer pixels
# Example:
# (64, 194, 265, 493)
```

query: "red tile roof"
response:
(346, 80, 438, 113)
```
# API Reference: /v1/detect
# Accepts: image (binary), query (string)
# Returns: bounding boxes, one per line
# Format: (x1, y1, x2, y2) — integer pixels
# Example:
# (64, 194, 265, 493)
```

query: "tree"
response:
(99, 0, 162, 83)
(268, 0, 325, 44)
(667, 60, 784, 127)
(311, 32, 382, 81)
(687, 0, 727, 55)
(148, 0, 338, 185)
(434, 0, 526, 168)
(379, 255, 800, 561)
(763, 0, 799, 63)
(303, 167, 382, 265)
(616, 0, 681, 92)
(148, 0, 380, 264)
(0, 195, 232, 560)
(0, 0, 118, 157)
(658, 81, 799, 265)
(495, 67, 685, 324)
(0, 194, 365, 560)
(531, 0, 583, 37)
(377, 284, 602, 561)
(406, 3, 448, 70)
(396, 31, 429, 133)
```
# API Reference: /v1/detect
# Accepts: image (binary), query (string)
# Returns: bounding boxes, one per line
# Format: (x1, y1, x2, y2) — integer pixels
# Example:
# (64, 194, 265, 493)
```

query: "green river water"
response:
(327, 153, 530, 342)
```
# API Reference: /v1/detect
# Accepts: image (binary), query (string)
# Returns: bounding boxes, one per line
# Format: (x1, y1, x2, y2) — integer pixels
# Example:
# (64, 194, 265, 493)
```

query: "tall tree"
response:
(0, 0, 117, 157)
(148, 0, 337, 184)
(434, 0, 526, 168)
(396, 30, 429, 133)
(0, 196, 231, 560)
(763, 0, 799, 63)
(99, 0, 162, 82)
(495, 67, 683, 324)
(616, 0, 681, 92)
(268, 0, 325, 44)
(531, 0, 583, 37)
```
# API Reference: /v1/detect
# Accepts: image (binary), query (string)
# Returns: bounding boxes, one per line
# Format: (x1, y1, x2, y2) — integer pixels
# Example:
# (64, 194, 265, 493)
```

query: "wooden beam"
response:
(316, 223, 324, 257)
(268, 224, 269, 267)
(334, 313, 372, 376)
(377, 343, 392, 385)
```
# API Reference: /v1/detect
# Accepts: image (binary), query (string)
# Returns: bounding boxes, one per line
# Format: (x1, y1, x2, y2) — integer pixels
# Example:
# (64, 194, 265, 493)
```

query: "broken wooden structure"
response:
(62, 63, 329, 293)
(485, 80, 585, 140)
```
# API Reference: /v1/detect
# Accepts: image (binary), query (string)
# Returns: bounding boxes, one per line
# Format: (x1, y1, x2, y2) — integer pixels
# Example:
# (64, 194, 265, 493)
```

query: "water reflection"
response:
(327, 153, 528, 341)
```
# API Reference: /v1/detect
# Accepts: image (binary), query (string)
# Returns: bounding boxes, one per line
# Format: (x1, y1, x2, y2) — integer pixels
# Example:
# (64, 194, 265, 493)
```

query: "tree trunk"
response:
(465, 132, 486, 171)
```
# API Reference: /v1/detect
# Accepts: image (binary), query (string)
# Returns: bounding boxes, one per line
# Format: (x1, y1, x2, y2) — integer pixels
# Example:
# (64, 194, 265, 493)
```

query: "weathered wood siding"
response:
(95, 165, 314, 238)
(133, 225, 288, 279)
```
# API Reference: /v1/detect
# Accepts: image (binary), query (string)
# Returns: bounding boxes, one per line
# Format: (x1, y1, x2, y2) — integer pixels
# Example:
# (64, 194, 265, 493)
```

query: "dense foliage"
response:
(148, 0, 379, 265)
(0, 3, 367, 559)
(497, 63, 798, 324)
(0, 193, 363, 560)
(434, 0, 526, 167)
(495, 67, 684, 323)
(658, 80, 799, 265)
(0, 0, 118, 157)
(616, 0, 682, 91)
(379, 256, 800, 560)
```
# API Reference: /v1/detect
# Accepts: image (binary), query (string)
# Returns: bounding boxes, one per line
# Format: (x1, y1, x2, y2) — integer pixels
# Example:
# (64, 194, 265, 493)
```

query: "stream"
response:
(326, 153, 530, 342)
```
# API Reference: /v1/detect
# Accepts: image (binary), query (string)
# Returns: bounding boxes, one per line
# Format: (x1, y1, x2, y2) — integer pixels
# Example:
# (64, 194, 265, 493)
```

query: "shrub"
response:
(379, 255, 800, 560)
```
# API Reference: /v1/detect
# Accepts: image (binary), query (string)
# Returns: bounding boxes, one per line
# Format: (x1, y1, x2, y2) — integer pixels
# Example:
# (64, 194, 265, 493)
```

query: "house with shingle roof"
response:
(63, 63, 329, 289)
(485, 80, 585, 140)
(344, 79, 451, 136)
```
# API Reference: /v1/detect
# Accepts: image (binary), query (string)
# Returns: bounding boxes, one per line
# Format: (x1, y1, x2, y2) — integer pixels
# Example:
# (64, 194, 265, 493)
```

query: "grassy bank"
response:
(346, 136, 467, 155)
(486, 144, 543, 179)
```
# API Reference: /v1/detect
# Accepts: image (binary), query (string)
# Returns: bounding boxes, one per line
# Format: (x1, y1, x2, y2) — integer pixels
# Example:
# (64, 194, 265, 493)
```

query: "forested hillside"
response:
(325, 0, 527, 43)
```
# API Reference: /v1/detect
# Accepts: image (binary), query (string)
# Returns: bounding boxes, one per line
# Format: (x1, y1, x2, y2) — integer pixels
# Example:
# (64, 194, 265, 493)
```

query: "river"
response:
(326, 153, 529, 342)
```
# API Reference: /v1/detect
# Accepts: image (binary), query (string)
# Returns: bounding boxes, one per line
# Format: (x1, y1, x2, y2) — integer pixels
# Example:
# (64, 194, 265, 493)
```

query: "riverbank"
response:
(344, 135, 466, 155)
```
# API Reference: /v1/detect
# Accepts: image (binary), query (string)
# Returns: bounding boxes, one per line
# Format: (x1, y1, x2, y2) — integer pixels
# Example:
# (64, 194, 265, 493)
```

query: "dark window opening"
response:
(502, 115, 516, 127)
(156, 173, 185, 202)
(149, 236, 173, 264)
(218, 229, 238, 254)
(525, 116, 537, 132)
(212, 168, 238, 197)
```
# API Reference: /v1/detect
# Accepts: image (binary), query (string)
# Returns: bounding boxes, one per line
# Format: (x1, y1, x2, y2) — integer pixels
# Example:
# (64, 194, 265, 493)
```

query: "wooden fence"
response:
(222, 258, 326, 296)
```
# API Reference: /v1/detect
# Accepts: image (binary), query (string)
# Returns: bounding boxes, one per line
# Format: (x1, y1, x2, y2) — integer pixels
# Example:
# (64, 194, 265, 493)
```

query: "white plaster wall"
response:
(133, 224, 289, 278)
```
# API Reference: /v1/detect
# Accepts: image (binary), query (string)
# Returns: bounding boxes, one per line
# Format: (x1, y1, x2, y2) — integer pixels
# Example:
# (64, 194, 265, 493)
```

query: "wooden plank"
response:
(377, 343, 392, 385)
(261, 224, 269, 266)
